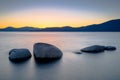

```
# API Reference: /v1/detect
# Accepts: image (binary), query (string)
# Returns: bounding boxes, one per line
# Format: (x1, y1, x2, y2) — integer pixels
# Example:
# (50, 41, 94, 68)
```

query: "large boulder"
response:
(105, 46, 116, 51)
(33, 43, 63, 62)
(9, 49, 31, 62)
(81, 45, 105, 53)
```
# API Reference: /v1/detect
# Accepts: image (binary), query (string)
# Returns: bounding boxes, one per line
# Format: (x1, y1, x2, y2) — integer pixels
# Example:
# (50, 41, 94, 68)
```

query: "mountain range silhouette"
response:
(0, 19, 120, 32)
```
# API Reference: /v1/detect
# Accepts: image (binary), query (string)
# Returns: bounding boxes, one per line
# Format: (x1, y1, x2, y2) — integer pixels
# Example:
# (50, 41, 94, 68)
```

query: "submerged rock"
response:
(81, 45, 105, 53)
(9, 49, 31, 62)
(74, 52, 82, 54)
(105, 46, 116, 51)
(33, 43, 63, 62)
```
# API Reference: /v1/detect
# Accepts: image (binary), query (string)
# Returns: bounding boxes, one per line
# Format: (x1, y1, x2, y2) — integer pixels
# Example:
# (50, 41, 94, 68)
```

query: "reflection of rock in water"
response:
(9, 49, 31, 62)
(33, 43, 63, 62)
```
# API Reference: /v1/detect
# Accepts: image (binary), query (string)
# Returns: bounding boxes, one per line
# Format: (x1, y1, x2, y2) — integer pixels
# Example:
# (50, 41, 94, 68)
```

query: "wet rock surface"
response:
(33, 43, 63, 62)
(81, 45, 116, 53)
(81, 45, 105, 53)
(105, 46, 116, 51)
(9, 49, 31, 62)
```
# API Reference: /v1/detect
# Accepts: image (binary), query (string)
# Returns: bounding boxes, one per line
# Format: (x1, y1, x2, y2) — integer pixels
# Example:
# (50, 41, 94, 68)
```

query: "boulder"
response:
(33, 43, 63, 62)
(9, 49, 31, 62)
(81, 45, 105, 53)
(105, 46, 116, 50)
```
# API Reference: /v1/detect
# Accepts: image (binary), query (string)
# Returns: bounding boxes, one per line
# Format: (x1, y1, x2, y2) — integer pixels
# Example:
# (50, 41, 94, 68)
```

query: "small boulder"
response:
(33, 43, 63, 62)
(105, 46, 116, 51)
(81, 45, 105, 53)
(9, 49, 31, 62)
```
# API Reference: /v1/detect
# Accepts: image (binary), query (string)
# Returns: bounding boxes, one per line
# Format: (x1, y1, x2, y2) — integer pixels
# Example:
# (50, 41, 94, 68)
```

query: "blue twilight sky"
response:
(0, 0, 120, 28)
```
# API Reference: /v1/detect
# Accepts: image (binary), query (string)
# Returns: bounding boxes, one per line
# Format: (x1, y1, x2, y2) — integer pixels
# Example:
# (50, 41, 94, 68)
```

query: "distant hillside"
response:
(76, 19, 120, 32)
(0, 26, 41, 31)
(0, 19, 120, 32)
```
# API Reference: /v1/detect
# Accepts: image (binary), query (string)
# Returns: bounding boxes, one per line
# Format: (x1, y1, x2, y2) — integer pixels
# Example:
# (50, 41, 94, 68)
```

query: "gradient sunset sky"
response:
(0, 0, 120, 28)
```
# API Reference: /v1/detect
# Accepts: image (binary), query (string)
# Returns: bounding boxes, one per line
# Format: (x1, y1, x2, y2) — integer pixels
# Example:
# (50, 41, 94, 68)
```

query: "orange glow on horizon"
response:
(0, 9, 108, 28)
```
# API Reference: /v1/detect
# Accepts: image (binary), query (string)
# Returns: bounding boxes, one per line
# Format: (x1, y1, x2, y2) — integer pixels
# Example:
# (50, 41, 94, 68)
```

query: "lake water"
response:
(0, 32, 120, 80)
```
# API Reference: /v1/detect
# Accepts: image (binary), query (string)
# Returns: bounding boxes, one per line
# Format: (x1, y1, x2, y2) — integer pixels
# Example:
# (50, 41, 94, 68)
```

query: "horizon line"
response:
(0, 18, 120, 29)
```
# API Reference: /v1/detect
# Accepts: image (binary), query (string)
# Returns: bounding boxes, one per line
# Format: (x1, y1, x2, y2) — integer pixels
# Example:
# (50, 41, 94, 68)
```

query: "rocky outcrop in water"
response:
(9, 49, 31, 62)
(81, 45, 105, 53)
(33, 43, 63, 62)
(81, 45, 116, 53)
(105, 46, 116, 51)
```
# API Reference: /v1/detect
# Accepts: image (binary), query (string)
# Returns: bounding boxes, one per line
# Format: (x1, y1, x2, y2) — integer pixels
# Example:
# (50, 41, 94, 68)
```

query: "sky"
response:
(0, 0, 120, 28)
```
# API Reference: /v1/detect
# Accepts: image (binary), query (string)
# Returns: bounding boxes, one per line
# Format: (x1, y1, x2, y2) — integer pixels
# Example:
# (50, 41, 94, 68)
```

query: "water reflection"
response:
(31, 57, 63, 80)
(8, 58, 31, 67)
(1, 32, 120, 80)
(9, 58, 31, 64)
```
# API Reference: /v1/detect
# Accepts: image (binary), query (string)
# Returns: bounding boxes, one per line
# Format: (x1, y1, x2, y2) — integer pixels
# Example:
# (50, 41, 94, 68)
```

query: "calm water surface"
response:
(0, 32, 120, 80)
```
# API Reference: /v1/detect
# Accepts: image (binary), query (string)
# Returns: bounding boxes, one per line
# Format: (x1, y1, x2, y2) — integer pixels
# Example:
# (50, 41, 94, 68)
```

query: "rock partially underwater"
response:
(33, 43, 63, 62)
(81, 45, 105, 53)
(105, 46, 116, 51)
(81, 45, 116, 53)
(9, 49, 31, 62)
